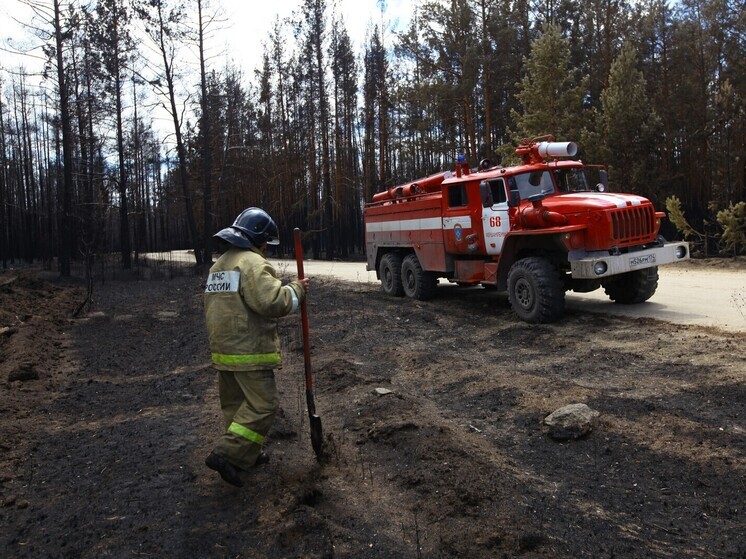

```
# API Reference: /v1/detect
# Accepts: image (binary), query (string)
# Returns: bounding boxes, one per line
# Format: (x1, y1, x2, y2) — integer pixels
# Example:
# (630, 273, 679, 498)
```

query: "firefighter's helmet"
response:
(214, 207, 280, 249)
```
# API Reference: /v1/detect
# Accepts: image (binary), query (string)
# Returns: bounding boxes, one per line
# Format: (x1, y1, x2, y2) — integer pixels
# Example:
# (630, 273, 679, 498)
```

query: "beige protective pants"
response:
(213, 369, 279, 470)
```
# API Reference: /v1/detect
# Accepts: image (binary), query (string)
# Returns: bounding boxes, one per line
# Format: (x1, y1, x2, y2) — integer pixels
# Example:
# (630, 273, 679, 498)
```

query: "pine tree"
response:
(53, 0, 76, 276)
(134, 0, 203, 265)
(601, 43, 662, 195)
(330, 17, 359, 256)
(511, 24, 589, 150)
(362, 28, 387, 200)
(95, 0, 134, 269)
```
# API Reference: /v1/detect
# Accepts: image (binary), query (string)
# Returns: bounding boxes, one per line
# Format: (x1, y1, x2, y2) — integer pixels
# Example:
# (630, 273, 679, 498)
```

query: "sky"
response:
(220, 0, 413, 74)
(0, 0, 415, 147)
(1, 0, 415, 79)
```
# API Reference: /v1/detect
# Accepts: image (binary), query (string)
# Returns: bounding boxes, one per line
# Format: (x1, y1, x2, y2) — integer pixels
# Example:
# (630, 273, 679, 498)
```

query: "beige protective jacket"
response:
(204, 246, 306, 371)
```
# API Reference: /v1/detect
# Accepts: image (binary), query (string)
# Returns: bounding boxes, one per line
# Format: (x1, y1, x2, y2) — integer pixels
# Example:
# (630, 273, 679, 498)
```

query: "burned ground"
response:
(0, 267, 744, 558)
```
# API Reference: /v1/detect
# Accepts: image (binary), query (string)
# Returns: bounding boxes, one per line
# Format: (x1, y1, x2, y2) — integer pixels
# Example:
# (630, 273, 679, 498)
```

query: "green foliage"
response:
(600, 43, 661, 195)
(579, 108, 607, 165)
(716, 202, 746, 255)
(665, 196, 703, 241)
(510, 24, 589, 145)
(710, 80, 746, 207)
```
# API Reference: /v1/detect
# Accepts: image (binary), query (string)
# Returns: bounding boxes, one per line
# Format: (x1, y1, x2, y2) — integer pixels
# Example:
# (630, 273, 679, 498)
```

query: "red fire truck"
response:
(364, 136, 690, 323)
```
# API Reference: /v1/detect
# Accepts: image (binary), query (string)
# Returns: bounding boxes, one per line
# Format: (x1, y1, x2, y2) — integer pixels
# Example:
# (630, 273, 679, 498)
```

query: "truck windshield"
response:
(510, 171, 554, 199)
(552, 167, 604, 192)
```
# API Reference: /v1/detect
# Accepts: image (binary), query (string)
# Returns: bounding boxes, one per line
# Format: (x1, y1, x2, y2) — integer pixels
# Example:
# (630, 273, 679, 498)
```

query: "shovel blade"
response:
(310, 414, 323, 460)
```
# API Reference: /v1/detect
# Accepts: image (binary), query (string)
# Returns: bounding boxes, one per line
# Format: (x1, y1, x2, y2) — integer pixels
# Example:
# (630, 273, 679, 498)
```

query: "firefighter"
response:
(203, 207, 309, 487)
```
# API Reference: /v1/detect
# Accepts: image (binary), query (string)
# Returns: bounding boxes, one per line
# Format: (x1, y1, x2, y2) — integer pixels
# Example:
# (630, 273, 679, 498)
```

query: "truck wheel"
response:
(379, 253, 404, 297)
(507, 257, 565, 323)
(603, 267, 658, 304)
(401, 254, 437, 300)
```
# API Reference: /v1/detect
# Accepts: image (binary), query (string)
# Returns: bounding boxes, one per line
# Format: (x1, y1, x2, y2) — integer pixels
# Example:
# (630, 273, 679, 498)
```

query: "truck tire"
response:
(602, 267, 658, 304)
(379, 253, 404, 297)
(507, 257, 565, 323)
(401, 254, 437, 300)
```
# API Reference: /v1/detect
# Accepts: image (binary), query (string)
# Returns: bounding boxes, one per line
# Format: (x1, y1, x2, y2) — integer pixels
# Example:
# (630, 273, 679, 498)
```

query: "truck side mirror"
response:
(598, 169, 609, 192)
(479, 181, 493, 207)
(508, 190, 521, 208)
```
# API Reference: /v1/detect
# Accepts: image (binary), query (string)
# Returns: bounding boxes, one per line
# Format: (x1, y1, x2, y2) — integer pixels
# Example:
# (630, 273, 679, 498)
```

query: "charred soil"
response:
(0, 267, 744, 558)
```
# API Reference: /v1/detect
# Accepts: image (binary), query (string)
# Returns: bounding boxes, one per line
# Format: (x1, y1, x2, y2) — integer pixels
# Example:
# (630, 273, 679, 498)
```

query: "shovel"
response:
(293, 228, 324, 461)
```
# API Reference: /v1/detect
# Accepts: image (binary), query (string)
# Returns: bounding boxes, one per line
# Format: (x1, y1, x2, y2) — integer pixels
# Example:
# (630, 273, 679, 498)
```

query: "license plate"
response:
(629, 254, 656, 268)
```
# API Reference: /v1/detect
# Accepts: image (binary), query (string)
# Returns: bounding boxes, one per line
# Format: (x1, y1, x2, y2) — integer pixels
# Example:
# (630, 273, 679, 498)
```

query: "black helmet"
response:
(214, 207, 280, 249)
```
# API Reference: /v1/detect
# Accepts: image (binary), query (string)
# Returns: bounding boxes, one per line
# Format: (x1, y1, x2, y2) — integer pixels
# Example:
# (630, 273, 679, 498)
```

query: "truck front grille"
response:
(610, 205, 655, 245)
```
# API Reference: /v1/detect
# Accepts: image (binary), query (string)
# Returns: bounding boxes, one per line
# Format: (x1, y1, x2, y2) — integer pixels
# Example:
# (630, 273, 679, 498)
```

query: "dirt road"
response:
(271, 259, 746, 333)
(1, 264, 744, 558)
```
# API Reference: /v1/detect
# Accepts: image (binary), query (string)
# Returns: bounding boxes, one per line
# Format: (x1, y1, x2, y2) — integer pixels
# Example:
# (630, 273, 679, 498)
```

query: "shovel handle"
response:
(294, 229, 315, 405)
(293, 229, 324, 459)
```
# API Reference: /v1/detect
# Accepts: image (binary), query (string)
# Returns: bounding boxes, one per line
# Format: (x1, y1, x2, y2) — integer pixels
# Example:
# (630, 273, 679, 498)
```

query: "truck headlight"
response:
(675, 245, 687, 259)
(593, 261, 608, 275)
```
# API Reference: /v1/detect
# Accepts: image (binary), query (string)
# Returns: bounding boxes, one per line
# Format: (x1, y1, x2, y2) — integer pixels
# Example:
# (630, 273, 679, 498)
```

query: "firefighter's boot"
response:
(205, 452, 243, 487)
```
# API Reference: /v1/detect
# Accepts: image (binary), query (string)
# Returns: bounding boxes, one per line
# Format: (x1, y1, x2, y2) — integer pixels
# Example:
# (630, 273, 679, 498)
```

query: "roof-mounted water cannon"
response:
(516, 135, 578, 164)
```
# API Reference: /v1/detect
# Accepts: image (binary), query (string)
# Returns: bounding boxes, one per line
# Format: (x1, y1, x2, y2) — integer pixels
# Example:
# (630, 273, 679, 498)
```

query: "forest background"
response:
(1, 0, 744, 277)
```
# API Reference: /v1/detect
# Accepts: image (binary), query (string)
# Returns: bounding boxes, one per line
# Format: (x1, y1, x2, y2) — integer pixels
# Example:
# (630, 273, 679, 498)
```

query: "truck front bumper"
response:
(569, 242, 690, 279)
